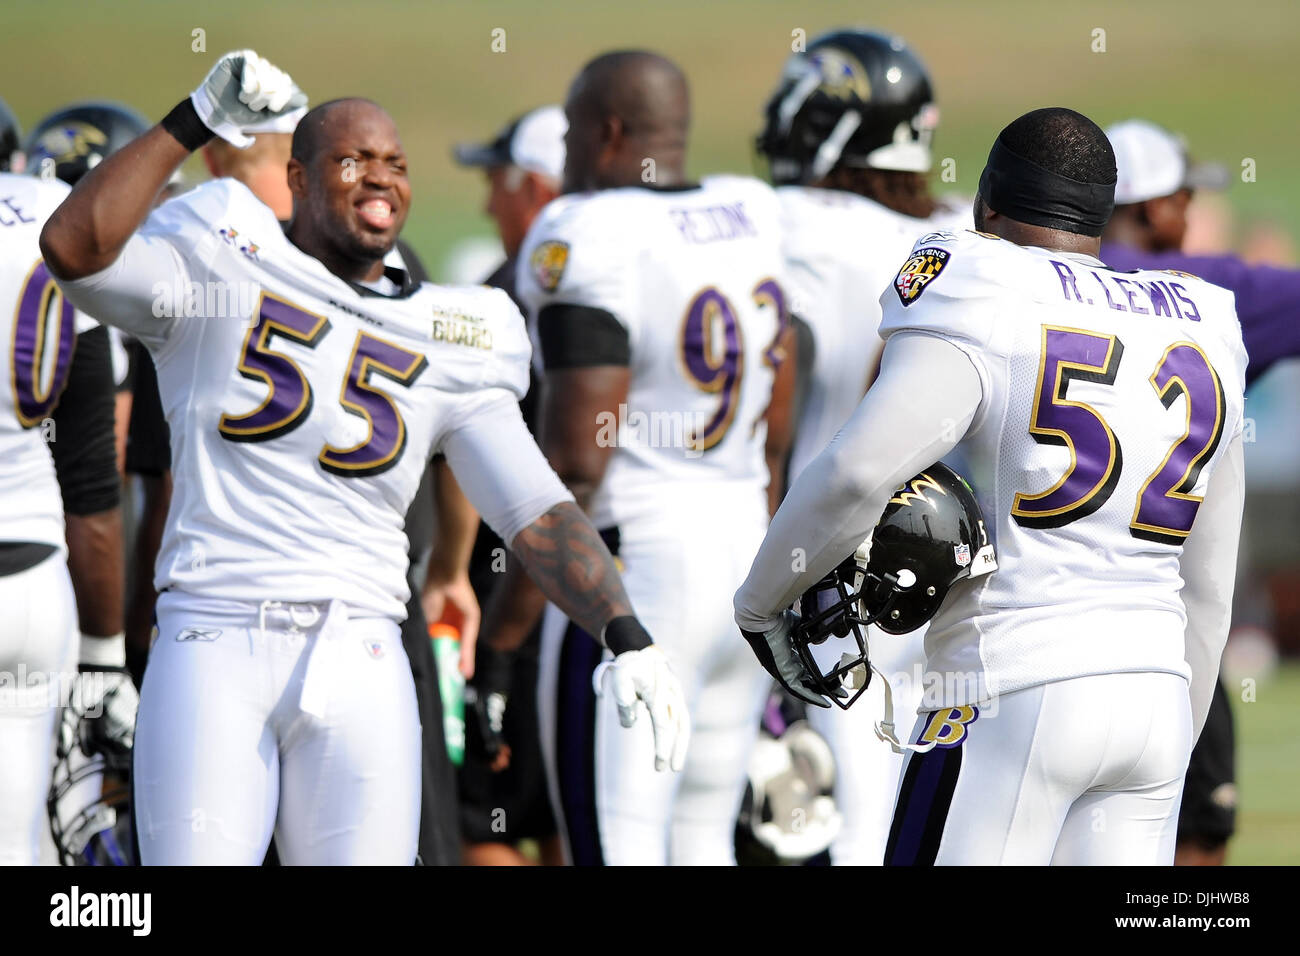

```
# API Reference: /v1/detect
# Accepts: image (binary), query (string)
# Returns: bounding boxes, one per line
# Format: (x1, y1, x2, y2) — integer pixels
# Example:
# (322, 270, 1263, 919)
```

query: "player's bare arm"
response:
(762, 323, 798, 515)
(480, 363, 629, 656)
(508, 501, 633, 636)
(424, 458, 482, 676)
(40, 127, 190, 280)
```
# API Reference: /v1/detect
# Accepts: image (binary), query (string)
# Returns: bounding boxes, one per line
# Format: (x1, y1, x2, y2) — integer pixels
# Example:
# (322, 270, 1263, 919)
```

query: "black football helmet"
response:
(757, 29, 939, 185)
(0, 96, 21, 172)
(792, 462, 997, 709)
(25, 101, 150, 186)
(47, 694, 136, 866)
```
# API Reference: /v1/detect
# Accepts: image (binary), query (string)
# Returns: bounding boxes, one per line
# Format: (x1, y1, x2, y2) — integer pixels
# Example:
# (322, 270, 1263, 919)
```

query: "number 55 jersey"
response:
(56, 179, 571, 621)
(879, 229, 1247, 707)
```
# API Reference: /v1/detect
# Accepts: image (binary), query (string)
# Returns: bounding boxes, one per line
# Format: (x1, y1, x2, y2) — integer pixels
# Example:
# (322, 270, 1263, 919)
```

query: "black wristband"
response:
(160, 97, 214, 152)
(604, 615, 653, 655)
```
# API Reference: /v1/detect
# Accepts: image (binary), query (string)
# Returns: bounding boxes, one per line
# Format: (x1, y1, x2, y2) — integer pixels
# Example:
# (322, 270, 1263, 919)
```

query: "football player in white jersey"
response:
(755, 28, 971, 865)
(40, 50, 688, 866)
(483, 51, 791, 865)
(0, 149, 131, 862)
(736, 108, 1246, 865)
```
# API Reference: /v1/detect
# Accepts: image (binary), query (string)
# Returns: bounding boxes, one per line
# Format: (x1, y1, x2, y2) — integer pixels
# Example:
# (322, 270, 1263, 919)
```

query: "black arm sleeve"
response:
(50, 325, 120, 515)
(125, 342, 171, 476)
(536, 304, 631, 369)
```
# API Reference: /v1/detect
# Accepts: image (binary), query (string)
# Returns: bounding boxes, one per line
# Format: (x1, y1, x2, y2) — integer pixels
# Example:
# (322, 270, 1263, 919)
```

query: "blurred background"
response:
(3, 0, 1296, 863)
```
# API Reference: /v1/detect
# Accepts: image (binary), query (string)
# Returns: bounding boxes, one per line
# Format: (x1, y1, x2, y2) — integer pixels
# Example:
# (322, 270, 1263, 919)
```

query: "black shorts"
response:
(458, 628, 557, 845)
(1177, 678, 1237, 846)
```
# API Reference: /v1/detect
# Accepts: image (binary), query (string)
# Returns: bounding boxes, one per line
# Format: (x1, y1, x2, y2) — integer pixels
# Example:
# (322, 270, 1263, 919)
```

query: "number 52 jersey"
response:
(56, 179, 570, 621)
(879, 229, 1248, 704)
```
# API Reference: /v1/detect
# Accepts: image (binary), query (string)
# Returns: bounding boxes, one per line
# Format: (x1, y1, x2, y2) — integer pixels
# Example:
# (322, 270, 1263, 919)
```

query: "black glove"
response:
(742, 611, 837, 709)
(467, 647, 513, 759)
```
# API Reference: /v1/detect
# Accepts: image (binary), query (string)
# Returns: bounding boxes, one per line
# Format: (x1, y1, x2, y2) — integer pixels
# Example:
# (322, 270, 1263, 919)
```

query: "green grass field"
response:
(3, 0, 1298, 273)
(2, 0, 1296, 864)
(1229, 662, 1300, 864)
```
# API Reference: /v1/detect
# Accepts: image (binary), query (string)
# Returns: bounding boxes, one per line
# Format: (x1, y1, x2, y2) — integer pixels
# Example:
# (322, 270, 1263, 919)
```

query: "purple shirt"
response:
(1101, 242, 1300, 388)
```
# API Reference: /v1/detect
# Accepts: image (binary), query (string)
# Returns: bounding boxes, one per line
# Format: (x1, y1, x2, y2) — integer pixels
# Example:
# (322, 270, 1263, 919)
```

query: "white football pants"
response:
(538, 502, 771, 866)
(806, 623, 927, 865)
(135, 593, 420, 865)
(885, 671, 1191, 865)
(0, 553, 77, 865)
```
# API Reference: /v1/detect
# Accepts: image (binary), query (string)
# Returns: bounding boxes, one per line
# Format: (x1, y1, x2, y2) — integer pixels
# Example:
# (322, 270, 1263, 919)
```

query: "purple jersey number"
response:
(10, 260, 77, 428)
(218, 293, 331, 442)
(1011, 326, 1124, 528)
(219, 295, 426, 478)
(1130, 342, 1226, 544)
(319, 333, 427, 477)
(751, 276, 789, 435)
(1013, 327, 1226, 541)
(680, 287, 744, 452)
(679, 279, 788, 451)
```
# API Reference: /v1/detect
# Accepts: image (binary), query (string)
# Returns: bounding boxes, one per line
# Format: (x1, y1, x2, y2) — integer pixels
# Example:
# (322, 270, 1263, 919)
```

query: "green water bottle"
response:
(429, 622, 465, 765)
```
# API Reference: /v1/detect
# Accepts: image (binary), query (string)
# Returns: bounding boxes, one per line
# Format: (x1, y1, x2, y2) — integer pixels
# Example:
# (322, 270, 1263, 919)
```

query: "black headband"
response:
(977, 136, 1115, 237)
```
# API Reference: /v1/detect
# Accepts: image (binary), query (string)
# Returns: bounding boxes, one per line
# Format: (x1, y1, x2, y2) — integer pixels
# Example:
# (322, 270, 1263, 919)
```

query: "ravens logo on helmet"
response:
(25, 101, 150, 186)
(757, 29, 939, 185)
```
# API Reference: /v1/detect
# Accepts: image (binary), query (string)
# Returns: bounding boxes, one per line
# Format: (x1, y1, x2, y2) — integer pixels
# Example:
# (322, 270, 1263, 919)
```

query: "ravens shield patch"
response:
(530, 240, 570, 293)
(893, 247, 951, 306)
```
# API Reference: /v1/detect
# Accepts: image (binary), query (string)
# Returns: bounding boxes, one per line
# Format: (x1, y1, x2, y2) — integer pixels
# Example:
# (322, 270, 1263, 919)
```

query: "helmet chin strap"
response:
(871, 662, 937, 755)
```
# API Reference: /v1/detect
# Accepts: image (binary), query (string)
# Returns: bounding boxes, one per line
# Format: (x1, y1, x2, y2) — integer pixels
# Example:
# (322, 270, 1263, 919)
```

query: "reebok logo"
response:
(175, 628, 221, 642)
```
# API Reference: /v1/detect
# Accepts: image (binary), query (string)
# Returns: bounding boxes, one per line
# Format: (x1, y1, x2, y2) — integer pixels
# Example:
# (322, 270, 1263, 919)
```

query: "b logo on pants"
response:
(919, 706, 979, 749)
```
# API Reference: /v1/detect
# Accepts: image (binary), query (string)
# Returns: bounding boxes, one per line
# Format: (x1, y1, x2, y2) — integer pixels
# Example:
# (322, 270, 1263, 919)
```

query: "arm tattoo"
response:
(511, 501, 633, 639)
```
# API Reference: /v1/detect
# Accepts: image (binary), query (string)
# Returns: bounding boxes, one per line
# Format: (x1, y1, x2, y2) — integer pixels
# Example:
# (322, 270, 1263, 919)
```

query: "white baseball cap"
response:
(1107, 119, 1227, 205)
(454, 105, 567, 181)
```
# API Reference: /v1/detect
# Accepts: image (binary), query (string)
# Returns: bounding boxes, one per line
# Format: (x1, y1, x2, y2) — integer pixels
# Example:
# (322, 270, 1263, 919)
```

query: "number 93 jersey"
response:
(0, 173, 93, 549)
(516, 175, 786, 530)
(58, 179, 563, 621)
(879, 229, 1248, 704)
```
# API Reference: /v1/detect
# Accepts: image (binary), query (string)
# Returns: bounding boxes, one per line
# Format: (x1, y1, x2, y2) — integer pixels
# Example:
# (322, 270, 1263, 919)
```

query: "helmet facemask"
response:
(789, 463, 998, 711)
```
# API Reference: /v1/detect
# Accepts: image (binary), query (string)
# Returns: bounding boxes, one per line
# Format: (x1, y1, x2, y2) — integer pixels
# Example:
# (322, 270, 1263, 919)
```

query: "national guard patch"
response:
(530, 240, 570, 292)
(894, 247, 950, 306)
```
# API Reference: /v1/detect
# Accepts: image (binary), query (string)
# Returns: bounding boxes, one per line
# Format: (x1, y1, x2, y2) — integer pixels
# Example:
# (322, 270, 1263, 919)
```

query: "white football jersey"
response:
(0, 173, 83, 548)
(59, 179, 568, 621)
(879, 229, 1248, 705)
(517, 176, 786, 529)
(779, 186, 970, 479)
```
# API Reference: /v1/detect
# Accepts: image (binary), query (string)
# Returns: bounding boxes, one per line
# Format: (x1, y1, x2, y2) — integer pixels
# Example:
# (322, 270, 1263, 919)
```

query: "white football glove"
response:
(595, 646, 690, 772)
(70, 669, 139, 758)
(190, 50, 307, 148)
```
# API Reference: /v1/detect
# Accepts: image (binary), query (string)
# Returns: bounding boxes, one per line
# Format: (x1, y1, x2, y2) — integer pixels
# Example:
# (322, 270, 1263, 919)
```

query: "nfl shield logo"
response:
(953, 543, 971, 567)
(363, 640, 384, 659)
